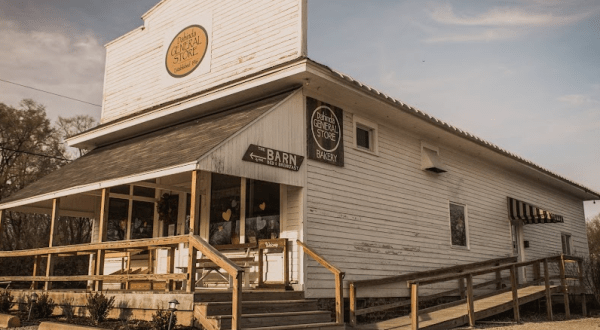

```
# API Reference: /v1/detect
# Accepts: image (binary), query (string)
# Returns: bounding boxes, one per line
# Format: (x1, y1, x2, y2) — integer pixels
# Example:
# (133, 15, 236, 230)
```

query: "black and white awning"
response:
(507, 197, 564, 225)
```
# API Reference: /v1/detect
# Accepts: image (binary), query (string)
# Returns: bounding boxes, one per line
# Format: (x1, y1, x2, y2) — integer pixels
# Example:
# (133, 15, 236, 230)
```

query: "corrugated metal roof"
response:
(308, 59, 600, 199)
(0, 92, 291, 207)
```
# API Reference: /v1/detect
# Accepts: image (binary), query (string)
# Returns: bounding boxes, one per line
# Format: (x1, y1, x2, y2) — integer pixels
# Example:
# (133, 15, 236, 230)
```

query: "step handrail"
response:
(407, 254, 584, 330)
(348, 256, 517, 326)
(297, 240, 345, 324)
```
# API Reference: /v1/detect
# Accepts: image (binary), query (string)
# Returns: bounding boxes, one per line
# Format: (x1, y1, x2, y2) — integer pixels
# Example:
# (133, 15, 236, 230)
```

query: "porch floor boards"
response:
(362, 285, 560, 330)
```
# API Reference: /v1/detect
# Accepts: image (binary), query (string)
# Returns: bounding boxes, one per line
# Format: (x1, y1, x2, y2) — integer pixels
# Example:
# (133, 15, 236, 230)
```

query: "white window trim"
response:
(353, 114, 379, 155)
(448, 201, 470, 250)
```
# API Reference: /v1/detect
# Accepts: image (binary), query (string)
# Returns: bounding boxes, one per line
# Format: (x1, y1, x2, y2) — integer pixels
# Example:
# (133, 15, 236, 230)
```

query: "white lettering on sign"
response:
(267, 149, 298, 167)
(265, 242, 279, 248)
(311, 106, 341, 153)
(316, 150, 338, 162)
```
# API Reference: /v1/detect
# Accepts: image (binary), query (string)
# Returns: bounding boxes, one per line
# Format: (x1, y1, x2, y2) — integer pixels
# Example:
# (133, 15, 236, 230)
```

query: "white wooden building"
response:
(0, 0, 598, 327)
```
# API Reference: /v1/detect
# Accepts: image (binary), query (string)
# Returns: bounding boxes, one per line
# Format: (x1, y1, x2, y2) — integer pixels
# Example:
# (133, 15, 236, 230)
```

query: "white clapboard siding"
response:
(197, 90, 306, 187)
(304, 104, 588, 298)
(101, 0, 305, 123)
(281, 186, 302, 285)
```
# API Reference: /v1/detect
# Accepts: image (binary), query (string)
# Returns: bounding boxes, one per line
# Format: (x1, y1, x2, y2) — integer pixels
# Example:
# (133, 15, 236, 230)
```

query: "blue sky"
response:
(1, 0, 599, 217)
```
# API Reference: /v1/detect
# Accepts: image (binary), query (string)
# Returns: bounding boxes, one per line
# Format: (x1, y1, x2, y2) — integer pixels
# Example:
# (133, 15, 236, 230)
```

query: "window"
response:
(353, 115, 378, 154)
(209, 173, 241, 246)
(106, 184, 156, 242)
(356, 126, 371, 150)
(449, 202, 468, 247)
(561, 233, 572, 255)
(246, 179, 280, 244)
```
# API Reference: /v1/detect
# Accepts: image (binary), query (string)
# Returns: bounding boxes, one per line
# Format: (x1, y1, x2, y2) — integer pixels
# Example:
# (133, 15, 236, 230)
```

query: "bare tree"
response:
(55, 115, 97, 158)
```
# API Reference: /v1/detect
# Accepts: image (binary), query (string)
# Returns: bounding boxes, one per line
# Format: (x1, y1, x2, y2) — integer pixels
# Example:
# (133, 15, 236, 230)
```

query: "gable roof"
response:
(0, 92, 292, 209)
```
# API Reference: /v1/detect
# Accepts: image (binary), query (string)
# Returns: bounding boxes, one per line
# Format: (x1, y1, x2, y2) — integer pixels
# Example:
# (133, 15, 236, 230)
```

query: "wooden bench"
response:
(195, 244, 259, 289)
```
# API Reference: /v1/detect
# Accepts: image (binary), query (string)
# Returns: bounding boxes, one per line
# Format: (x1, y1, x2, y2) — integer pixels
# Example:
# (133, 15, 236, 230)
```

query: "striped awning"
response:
(507, 197, 564, 225)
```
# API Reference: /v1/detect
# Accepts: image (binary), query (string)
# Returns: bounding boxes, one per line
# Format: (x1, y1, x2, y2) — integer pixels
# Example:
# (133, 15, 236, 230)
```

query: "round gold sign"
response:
(165, 25, 208, 78)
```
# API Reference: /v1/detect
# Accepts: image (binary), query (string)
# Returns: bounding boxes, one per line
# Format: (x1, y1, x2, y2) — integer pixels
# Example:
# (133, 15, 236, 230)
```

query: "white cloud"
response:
(423, 3, 592, 43)
(430, 4, 586, 27)
(558, 94, 600, 106)
(424, 28, 521, 43)
(0, 20, 104, 120)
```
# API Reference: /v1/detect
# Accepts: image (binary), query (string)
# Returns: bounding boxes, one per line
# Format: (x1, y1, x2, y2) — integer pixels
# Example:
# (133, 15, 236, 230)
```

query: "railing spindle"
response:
(411, 283, 419, 330)
(543, 258, 553, 321)
(466, 274, 475, 327)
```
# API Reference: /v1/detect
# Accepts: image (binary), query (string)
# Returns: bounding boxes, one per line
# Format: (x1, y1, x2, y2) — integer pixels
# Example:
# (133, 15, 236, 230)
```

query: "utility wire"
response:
(0, 146, 71, 162)
(0, 78, 102, 107)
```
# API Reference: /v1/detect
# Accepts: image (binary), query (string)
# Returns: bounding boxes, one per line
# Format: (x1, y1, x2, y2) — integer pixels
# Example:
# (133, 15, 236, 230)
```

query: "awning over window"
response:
(507, 197, 564, 225)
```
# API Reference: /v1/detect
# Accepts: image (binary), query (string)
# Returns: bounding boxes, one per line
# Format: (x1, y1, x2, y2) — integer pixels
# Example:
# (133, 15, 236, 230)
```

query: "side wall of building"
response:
(101, 0, 305, 123)
(303, 91, 588, 298)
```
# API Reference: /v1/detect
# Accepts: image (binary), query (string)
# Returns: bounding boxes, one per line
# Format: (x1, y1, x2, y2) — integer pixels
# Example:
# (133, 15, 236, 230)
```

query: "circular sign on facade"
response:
(165, 25, 209, 78)
(306, 97, 344, 167)
(311, 106, 342, 153)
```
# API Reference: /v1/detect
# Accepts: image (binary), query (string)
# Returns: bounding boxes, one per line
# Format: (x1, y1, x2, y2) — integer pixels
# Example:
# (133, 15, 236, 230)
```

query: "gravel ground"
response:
(454, 314, 600, 330)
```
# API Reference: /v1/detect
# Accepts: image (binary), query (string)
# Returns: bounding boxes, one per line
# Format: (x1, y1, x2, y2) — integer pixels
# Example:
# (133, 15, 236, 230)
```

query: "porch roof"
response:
(0, 92, 292, 210)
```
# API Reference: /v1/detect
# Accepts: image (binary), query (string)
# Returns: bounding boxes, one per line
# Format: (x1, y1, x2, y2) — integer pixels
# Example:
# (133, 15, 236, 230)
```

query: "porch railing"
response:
(406, 254, 585, 329)
(297, 240, 345, 324)
(347, 256, 517, 327)
(0, 234, 245, 330)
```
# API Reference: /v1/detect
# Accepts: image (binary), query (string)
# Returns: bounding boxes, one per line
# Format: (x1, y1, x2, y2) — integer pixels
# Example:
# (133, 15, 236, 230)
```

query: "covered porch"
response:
(0, 92, 308, 328)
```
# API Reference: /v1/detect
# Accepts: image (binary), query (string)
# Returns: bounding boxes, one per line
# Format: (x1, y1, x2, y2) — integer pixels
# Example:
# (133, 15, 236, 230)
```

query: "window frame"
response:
(353, 115, 379, 155)
(448, 201, 470, 250)
(561, 232, 572, 255)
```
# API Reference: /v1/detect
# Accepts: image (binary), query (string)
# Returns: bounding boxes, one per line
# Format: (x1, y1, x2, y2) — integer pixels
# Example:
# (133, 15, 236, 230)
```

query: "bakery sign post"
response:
(307, 97, 344, 167)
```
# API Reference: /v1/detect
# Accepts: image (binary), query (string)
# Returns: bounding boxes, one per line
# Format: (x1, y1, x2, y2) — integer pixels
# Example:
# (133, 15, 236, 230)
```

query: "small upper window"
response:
(353, 115, 378, 154)
(449, 202, 468, 247)
(561, 233, 572, 255)
(356, 126, 371, 150)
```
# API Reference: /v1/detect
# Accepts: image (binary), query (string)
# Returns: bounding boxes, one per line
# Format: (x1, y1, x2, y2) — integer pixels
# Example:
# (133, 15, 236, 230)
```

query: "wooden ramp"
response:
(361, 285, 560, 330)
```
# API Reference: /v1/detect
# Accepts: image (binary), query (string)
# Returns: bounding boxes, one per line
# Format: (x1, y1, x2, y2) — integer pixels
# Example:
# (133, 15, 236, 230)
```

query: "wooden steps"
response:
(194, 291, 341, 330)
(362, 285, 561, 330)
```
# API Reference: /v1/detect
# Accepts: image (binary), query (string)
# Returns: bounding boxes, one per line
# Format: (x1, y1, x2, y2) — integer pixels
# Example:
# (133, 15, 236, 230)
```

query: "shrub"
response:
(62, 298, 76, 321)
(86, 292, 115, 325)
(29, 293, 56, 319)
(582, 257, 600, 306)
(0, 290, 14, 313)
(151, 309, 177, 330)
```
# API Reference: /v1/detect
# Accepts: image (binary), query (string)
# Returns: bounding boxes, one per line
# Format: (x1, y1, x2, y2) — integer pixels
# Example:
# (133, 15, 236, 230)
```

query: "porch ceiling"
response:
(0, 92, 292, 210)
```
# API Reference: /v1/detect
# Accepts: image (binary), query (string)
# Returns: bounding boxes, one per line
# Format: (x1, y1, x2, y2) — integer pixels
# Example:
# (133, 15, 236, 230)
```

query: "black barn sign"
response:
(243, 144, 304, 171)
(306, 97, 344, 167)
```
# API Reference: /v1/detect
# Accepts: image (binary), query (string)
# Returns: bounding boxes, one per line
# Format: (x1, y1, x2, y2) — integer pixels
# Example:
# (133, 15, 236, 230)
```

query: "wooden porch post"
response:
(186, 171, 201, 293)
(190, 170, 201, 236)
(232, 271, 243, 330)
(335, 272, 344, 324)
(349, 282, 357, 327)
(45, 198, 60, 291)
(411, 283, 419, 330)
(466, 274, 475, 328)
(543, 259, 553, 321)
(509, 265, 520, 323)
(577, 259, 587, 316)
(559, 255, 570, 319)
(0, 209, 4, 240)
(95, 188, 109, 291)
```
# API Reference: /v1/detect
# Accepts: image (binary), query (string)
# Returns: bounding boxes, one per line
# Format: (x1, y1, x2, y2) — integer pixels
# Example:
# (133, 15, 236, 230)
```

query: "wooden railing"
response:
(0, 234, 245, 329)
(348, 256, 517, 327)
(297, 240, 345, 324)
(406, 254, 585, 330)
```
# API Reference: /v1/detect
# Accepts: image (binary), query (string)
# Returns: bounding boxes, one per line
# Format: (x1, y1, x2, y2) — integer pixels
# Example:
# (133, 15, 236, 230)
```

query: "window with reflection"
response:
(246, 179, 280, 244)
(107, 198, 128, 241)
(209, 174, 241, 246)
(130, 201, 154, 240)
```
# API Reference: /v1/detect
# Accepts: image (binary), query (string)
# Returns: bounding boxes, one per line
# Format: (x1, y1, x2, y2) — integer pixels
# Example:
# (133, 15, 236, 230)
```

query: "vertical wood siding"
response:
(304, 106, 588, 298)
(101, 0, 304, 123)
(197, 91, 306, 187)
